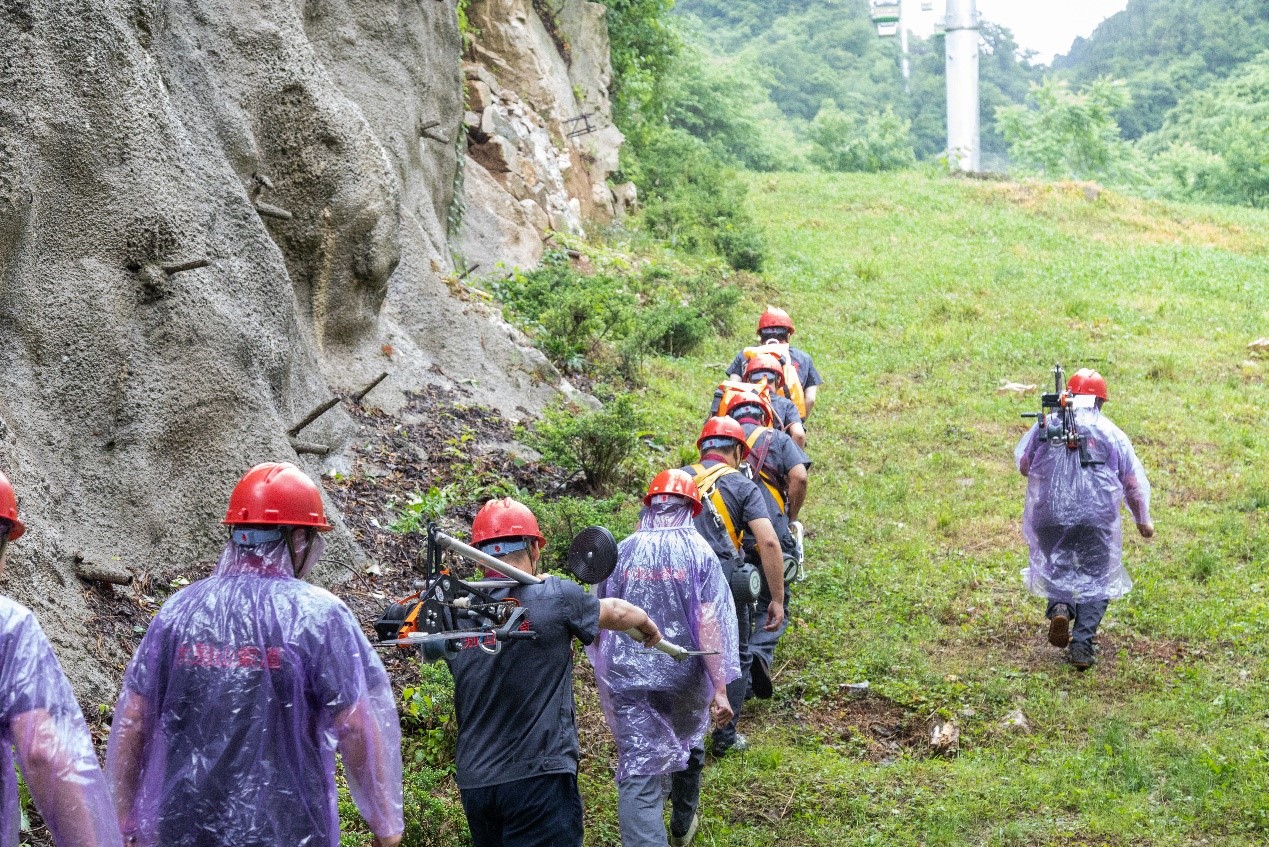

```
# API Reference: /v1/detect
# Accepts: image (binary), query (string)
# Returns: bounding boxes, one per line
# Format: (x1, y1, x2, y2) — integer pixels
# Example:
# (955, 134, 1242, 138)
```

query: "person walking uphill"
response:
(588, 471, 740, 847)
(1015, 370, 1154, 670)
(726, 307, 823, 421)
(0, 471, 122, 847)
(106, 462, 403, 847)
(440, 498, 662, 847)
(682, 417, 785, 757)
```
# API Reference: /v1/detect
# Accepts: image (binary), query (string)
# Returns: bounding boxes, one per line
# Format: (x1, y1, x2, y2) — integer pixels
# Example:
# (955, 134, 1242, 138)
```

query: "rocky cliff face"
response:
(0, 0, 624, 696)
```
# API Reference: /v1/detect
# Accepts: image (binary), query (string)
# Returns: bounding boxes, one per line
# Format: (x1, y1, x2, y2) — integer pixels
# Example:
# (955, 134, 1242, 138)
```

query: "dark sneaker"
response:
(712, 733, 749, 758)
(1048, 605, 1072, 648)
(750, 656, 773, 699)
(1069, 640, 1095, 670)
(669, 813, 699, 847)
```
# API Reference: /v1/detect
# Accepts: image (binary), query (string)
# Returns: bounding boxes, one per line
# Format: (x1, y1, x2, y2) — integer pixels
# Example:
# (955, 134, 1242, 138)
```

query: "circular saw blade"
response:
(567, 525, 618, 585)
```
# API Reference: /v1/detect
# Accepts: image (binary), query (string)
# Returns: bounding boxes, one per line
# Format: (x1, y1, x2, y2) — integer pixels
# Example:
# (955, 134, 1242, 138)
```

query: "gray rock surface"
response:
(0, 0, 591, 697)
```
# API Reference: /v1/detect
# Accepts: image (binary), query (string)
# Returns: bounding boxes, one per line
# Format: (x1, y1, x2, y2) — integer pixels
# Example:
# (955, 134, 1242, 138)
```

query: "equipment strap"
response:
(744, 428, 787, 514)
(689, 463, 744, 551)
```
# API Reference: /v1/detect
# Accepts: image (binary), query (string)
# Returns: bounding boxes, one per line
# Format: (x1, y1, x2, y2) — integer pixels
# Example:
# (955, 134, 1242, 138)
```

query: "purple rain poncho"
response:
(1015, 406, 1152, 602)
(105, 538, 403, 847)
(0, 597, 121, 847)
(587, 500, 739, 781)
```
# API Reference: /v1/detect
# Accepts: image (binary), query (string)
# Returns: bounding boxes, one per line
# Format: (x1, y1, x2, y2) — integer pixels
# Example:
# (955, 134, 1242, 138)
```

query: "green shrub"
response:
(521, 395, 649, 495)
(525, 492, 640, 573)
(809, 103, 916, 173)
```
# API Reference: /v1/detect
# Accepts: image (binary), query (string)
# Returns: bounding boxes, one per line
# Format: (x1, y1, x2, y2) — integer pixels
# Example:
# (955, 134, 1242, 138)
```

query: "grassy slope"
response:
(629, 171, 1269, 846)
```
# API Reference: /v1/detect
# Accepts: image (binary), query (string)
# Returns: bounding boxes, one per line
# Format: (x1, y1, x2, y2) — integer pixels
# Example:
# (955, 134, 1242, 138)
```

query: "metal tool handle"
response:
(625, 628, 691, 661)
(432, 527, 696, 658)
(432, 530, 543, 585)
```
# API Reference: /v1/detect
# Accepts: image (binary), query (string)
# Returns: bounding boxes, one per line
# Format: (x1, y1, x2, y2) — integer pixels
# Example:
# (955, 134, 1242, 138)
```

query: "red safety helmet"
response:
(471, 498, 547, 549)
(720, 387, 775, 427)
(744, 353, 785, 386)
(697, 416, 750, 459)
(0, 471, 25, 541)
(222, 462, 332, 530)
(645, 469, 702, 517)
(1067, 368, 1108, 401)
(757, 307, 794, 336)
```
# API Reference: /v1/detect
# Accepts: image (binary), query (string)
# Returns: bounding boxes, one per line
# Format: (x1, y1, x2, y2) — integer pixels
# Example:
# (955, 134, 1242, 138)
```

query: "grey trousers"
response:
(712, 596, 752, 749)
(1046, 599, 1109, 644)
(616, 747, 705, 846)
(750, 578, 790, 668)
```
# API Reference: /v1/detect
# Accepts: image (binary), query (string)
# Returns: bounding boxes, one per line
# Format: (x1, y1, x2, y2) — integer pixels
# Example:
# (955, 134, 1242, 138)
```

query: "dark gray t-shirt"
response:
(445, 576, 600, 790)
(726, 345, 823, 389)
(681, 460, 770, 566)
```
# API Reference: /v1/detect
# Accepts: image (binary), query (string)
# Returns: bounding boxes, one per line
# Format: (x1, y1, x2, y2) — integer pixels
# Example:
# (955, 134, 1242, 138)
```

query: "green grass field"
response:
(620, 171, 1269, 846)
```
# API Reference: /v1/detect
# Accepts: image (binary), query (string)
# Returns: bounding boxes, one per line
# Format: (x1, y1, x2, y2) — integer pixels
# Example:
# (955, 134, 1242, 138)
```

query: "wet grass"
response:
(624, 171, 1269, 846)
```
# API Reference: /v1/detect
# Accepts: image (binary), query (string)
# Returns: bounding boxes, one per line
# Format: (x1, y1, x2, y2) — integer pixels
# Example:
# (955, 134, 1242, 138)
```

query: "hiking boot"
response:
(669, 813, 699, 847)
(1047, 604, 1072, 648)
(1068, 640, 1095, 671)
(750, 656, 773, 699)
(711, 733, 749, 758)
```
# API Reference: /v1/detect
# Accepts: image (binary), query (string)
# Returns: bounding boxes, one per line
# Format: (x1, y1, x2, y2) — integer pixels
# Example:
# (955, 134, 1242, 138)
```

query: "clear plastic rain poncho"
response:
(1015, 403, 1152, 602)
(0, 597, 122, 847)
(587, 500, 740, 781)
(106, 538, 403, 847)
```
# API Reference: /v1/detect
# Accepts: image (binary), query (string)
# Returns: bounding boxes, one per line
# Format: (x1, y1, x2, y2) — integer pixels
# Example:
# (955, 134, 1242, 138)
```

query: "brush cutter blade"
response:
(567, 525, 618, 585)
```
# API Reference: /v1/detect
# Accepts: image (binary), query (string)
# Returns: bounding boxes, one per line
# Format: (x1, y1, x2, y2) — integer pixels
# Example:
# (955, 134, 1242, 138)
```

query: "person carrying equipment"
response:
(726, 307, 823, 421)
(681, 418, 784, 757)
(106, 462, 404, 847)
(719, 390, 810, 699)
(1015, 369, 1154, 670)
(587, 471, 740, 847)
(709, 354, 806, 448)
(439, 498, 661, 847)
(0, 471, 122, 847)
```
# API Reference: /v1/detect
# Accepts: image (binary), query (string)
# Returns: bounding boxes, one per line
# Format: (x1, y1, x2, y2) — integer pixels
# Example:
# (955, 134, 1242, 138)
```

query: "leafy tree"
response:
(1054, 0, 1269, 139)
(809, 103, 915, 172)
(995, 77, 1142, 182)
(594, 0, 681, 144)
(1143, 53, 1269, 207)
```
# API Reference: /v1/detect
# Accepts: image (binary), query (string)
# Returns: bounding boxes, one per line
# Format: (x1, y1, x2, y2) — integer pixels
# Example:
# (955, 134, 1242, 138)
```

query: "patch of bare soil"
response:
(956, 614, 1191, 677)
(775, 687, 928, 762)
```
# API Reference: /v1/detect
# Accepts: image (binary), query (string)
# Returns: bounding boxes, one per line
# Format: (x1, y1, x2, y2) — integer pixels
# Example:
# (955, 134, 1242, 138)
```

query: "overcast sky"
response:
(973, 0, 1132, 64)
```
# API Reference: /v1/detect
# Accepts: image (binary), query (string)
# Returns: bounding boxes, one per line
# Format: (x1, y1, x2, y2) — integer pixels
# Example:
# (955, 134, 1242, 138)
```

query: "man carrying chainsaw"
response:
(106, 462, 404, 847)
(0, 471, 122, 847)
(726, 307, 823, 421)
(443, 497, 661, 847)
(681, 417, 785, 757)
(709, 353, 806, 448)
(719, 389, 810, 700)
(1015, 369, 1154, 670)
(588, 470, 740, 847)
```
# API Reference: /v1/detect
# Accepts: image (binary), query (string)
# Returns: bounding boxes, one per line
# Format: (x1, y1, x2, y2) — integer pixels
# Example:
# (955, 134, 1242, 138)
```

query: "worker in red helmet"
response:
(719, 389, 810, 701)
(441, 497, 661, 847)
(744, 353, 807, 447)
(588, 471, 739, 847)
(1015, 370, 1155, 670)
(0, 471, 122, 847)
(725, 307, 823, 420)
(681, 418, 784, 757)
(106, 462, 403, 847)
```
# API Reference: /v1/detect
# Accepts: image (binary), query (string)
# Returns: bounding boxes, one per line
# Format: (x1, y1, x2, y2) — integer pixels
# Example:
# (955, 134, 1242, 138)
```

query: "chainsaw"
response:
(374, 523, 711, 661)
(1021, 364, 1105, 467)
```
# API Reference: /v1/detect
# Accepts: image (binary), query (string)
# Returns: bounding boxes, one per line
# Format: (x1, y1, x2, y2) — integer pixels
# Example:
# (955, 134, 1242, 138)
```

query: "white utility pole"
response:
(944, 0, 980, 172)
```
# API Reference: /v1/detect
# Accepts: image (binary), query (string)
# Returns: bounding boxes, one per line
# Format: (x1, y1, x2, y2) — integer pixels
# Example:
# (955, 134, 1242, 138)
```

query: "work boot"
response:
(669, 813, 699, 847)
(1068, 640, 1095, 671)
(1048, 604, 1072, 648)
(711, 733, 749, 758)
(750, 656, 773, 699)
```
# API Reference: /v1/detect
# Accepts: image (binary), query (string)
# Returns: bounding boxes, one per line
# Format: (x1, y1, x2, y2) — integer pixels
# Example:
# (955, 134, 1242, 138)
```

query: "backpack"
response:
(742, 343, 807, 419)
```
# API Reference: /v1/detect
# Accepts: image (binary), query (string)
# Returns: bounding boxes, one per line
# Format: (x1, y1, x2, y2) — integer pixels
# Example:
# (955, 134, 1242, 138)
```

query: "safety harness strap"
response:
(744, 428, 788, 515)
(689, 463, 744, 551)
